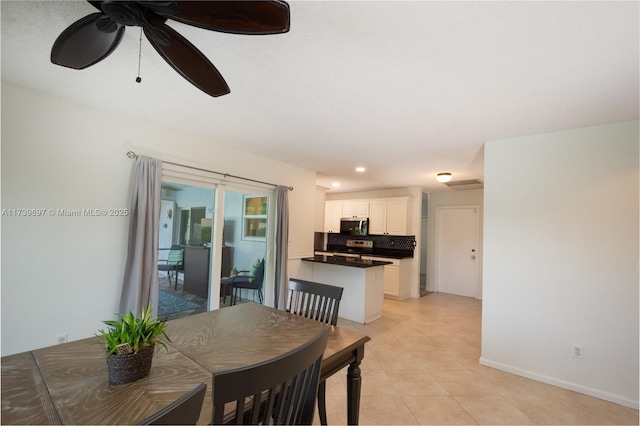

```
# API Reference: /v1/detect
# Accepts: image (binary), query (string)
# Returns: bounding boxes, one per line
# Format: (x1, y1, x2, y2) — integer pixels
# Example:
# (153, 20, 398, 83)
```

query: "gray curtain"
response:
(274, 186, 289, 309)
(119, 156, 162, 316)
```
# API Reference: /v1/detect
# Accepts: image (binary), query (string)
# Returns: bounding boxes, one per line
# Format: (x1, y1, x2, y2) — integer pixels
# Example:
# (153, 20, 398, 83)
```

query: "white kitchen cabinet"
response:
(325, 197, 411, 235)
(368, 201, 387, 234)
(382, 263, 400, 296)
(386, 199, 410, 235)
(342, 201, 369, 218)
(361, 256, 411, 300)
(323, 201, 342, 233)
(368, 197, 411, 235)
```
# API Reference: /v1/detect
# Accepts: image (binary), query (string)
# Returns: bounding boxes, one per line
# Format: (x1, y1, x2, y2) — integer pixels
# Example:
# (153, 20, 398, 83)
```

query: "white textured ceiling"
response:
(1, 1, 638, 192)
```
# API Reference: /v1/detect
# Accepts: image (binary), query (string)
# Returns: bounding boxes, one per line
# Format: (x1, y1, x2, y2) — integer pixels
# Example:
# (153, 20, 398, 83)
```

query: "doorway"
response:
(435, 205, 479, 298)
(219, 189, 269, 309)
(158, 183, 214, 320)
(419, 192, 430, 296)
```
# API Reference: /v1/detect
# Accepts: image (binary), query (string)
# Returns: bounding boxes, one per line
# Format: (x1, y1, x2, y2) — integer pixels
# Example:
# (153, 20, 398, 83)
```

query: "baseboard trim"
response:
(478, 357, 639, 410)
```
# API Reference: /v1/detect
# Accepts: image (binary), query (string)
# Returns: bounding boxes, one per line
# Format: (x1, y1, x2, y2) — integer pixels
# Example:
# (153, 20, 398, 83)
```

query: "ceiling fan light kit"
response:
(50, 0, 290, 97)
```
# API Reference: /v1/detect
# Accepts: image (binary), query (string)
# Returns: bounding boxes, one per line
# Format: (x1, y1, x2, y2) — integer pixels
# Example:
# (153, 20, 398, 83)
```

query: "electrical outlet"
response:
(56, 333, 68, 344)
(572, 344, 583, 359)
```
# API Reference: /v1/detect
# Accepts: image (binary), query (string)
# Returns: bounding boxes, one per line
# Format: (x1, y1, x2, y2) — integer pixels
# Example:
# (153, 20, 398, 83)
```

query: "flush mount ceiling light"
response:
(436, 172, 452, 183)
(355, 167, 366, 172)
(332, 182, 341, 187)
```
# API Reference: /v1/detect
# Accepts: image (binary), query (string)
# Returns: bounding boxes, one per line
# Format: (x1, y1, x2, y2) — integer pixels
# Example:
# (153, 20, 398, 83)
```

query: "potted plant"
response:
(97, 304, 171, 385)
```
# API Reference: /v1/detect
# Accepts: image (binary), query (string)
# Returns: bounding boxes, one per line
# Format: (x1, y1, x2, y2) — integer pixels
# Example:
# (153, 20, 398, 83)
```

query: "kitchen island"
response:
(301, 255, 391, 324)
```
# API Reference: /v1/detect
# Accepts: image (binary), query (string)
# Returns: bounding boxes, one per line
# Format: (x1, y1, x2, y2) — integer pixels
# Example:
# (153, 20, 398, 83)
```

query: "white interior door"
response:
(435, 206, 479, 298)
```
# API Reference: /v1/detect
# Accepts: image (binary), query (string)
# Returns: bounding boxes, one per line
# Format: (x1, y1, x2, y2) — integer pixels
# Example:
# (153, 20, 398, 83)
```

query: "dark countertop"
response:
(320, 249, 413, 260)
(302, 255, 392, 268)
(324, 243, 414, 259)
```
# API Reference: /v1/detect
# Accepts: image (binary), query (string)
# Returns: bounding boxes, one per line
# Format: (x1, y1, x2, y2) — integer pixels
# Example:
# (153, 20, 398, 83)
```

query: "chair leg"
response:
(317, 381, 328, 425)
(167, 271, 172, 288)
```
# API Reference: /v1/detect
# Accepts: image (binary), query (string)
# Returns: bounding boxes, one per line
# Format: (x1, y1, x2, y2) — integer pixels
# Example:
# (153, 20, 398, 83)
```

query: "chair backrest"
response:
(286, 279, 344, 326)
(167, 245, 184, 265)
(211, 327, 329, 425)
(249, 258, 265, 288)
(139, 383, 207, 425)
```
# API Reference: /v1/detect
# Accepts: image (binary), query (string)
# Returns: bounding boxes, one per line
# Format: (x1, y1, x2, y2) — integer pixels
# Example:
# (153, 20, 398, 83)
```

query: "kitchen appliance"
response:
(340, 217, 369, 236)
(313, 232, 328, 251)
(344, 239, 374, 254)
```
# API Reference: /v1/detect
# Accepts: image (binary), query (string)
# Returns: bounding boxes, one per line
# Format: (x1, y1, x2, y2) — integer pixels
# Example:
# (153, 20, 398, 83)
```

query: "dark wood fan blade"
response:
(167, 1, 290, 35)
(143, 19, 230, 97)
(51, 13, 124, 69)
(87, 1, 104, 13)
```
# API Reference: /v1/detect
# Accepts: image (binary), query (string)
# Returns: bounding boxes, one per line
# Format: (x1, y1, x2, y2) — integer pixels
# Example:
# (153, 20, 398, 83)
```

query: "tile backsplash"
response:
(326, 233, 416, 256)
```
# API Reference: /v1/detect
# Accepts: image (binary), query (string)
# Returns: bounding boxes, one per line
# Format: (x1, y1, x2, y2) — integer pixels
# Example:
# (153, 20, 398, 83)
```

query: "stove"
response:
(343, 239, 374, 254)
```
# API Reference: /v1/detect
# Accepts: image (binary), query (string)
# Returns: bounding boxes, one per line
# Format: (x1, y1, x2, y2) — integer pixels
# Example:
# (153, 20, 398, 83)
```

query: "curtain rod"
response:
(127, 151, 293, 191)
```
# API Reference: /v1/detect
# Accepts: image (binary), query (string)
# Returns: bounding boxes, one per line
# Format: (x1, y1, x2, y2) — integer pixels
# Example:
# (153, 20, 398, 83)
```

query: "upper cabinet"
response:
(369, 197, 412, 235)
(325, 197, 412, 235)
(368, 201, 386, 234)
(386, 198, 411, 235)
(324, 201, 343, 233)
(342, 201, 369, 218)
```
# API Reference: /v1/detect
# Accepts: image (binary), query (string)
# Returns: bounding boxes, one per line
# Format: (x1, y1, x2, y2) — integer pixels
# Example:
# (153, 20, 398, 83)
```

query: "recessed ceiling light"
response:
(355, 167, 366, 172)
(436, 172, 452, 183)
(332, 182, 341, 187)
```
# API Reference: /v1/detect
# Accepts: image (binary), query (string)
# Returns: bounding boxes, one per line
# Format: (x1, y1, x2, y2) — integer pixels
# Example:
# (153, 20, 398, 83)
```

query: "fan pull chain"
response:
(136, 28, 142, 83)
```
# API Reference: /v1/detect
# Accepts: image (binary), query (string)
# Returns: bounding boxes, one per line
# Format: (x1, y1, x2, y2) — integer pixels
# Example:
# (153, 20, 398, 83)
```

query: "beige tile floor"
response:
(318, 293, 639, 425)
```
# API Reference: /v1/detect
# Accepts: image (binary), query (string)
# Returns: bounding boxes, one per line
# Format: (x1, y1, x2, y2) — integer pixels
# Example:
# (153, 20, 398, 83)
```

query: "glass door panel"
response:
(220, 189, 270, 308)
(158, 182, 214, 320)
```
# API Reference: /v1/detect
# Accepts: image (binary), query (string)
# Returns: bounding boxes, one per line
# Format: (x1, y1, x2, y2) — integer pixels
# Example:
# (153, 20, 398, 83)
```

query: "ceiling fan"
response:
(50, 1, 290, 97)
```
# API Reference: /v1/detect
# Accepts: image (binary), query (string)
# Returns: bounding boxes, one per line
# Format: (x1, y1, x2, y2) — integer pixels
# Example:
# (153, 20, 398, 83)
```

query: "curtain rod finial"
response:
(127, 151, 137, 159)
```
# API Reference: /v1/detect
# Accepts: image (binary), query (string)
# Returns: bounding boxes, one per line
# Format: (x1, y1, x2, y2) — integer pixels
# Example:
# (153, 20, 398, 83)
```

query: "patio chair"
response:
(226, 258, 264, 305)
(158, 245, 184, 290)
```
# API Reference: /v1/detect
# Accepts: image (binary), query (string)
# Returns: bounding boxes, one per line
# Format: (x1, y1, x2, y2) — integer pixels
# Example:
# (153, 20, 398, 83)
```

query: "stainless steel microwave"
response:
(340, 217, 369, 236)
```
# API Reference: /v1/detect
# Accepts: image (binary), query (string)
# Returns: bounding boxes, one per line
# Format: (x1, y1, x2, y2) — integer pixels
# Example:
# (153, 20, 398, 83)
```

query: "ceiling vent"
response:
(444, 179, 484, 190)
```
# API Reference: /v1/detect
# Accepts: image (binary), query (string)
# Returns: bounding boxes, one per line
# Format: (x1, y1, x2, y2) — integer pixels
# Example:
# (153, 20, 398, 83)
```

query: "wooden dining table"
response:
(1, 303, 370, 425)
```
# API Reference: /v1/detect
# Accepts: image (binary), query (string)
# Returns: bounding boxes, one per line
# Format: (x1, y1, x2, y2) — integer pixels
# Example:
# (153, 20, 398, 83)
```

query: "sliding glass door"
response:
(157, 174, 276, 318)
(219, 189, 271, 309)
(157, 182, 214, 320)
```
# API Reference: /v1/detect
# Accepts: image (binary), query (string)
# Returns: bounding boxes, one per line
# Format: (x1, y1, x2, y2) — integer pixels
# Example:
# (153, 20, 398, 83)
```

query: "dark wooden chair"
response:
(138, 383, 207, 425)
(286, 278, 344, 325)
(211, 327, 329, 425)
(286, 278, 344, 425)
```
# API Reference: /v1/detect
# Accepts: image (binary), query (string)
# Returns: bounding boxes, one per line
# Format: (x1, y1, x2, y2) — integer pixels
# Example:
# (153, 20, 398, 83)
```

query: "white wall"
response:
(0, 82, 317, 356)
(426, 189, 484, 294)
(314, 186, 328, 232)
(481, 120, 639, 408)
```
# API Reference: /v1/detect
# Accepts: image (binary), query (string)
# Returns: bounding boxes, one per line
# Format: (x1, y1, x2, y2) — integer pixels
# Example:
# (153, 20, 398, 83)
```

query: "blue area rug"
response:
(158, 290, 201, 317)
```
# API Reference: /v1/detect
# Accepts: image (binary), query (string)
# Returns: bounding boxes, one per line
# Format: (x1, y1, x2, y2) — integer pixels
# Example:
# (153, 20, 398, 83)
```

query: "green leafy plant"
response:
(97, 304, 171, 356)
